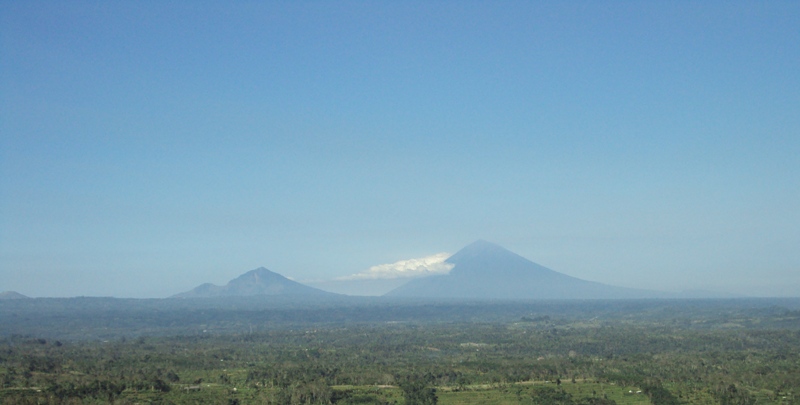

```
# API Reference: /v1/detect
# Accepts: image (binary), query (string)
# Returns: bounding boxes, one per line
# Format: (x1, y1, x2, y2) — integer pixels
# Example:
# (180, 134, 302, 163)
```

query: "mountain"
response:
(0, 291, 30, 300)
(172, 267, 336, 298)
(385, 240, 668, 299)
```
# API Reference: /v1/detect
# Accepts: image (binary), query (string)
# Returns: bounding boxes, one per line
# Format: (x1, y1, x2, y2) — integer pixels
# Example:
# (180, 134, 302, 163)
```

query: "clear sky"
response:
(2, 1, 799, 298)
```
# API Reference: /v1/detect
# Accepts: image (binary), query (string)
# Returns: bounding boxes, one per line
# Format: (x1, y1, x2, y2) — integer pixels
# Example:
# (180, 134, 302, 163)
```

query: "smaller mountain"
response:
(0, 291, 30, 300)
(172, 267, 335, 298)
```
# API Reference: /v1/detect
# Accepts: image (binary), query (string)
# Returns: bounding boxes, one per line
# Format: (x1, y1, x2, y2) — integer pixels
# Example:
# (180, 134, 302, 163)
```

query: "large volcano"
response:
(385, 240, 666, 299)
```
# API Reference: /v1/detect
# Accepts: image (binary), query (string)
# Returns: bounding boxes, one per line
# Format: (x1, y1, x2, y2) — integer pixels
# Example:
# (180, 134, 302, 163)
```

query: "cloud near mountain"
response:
(338, 253, 454, 280)
(386, 240, 673, 299)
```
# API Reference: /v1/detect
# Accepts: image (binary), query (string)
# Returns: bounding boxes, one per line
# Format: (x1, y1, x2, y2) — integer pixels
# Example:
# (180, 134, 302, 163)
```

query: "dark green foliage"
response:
(576, 398, 617, 405)
(715, 383, 757, 405)
(399, 378, 437, 405)
(640, 383, 679, 405)
(331, 389, 387, 404)
(526, 387, 618, 405)
(166, 370, 180, 382)
(45, 379, 125, 401)
(285, 379, 333, 405)
(1, 299, 799, 403)
(531, 386, 573, 404)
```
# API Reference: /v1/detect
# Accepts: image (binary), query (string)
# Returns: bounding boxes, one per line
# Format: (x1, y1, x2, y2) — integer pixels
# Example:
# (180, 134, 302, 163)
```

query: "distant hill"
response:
(172, 267, 337, 298)
(0, 291, 29, 300)
(385, 240, 669, 299)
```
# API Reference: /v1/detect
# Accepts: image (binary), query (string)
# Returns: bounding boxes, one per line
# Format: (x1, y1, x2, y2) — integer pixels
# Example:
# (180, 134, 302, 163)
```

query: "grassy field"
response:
(436, 381, 651, 405)
(326, 380, 653, 405)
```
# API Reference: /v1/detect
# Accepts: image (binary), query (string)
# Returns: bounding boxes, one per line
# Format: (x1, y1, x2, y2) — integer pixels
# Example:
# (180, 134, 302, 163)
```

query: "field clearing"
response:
(436, 381, 651, 405)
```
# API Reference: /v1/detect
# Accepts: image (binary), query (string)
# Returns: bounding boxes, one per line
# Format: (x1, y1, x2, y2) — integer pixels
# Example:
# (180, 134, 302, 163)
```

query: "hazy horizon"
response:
(2, 2, 799, 298)
(0, 240, 786, 299)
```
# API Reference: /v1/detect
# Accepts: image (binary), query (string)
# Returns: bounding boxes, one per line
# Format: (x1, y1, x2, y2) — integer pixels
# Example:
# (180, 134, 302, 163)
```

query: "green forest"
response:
(1, 298, 799, 404)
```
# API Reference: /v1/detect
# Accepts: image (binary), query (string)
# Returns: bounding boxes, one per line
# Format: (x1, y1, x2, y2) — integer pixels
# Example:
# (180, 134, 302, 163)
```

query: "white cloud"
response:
(339, 253, 454, 280)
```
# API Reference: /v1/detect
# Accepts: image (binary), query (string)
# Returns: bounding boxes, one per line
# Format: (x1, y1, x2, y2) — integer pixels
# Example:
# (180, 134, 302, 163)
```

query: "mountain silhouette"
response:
(385, 240, 667, 299)
(0, 291, 29, 300)
(172, 267, 335, 298)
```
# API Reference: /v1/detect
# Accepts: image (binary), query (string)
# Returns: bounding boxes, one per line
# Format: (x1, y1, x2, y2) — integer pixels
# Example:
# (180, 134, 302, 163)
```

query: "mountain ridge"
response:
(0, 291, 30, 300)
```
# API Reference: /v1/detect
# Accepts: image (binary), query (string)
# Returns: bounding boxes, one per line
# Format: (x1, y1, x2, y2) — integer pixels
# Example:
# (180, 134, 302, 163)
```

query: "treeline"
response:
(3, 297, 800, 340)
(1, 318, 799, 404)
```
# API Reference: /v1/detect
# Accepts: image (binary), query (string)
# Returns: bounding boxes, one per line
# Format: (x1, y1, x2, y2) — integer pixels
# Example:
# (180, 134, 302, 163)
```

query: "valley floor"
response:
(1, 298, 799, 404)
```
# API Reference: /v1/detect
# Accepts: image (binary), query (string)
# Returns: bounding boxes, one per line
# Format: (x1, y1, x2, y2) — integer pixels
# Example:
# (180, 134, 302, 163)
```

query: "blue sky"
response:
(2, 1, 799, 298)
